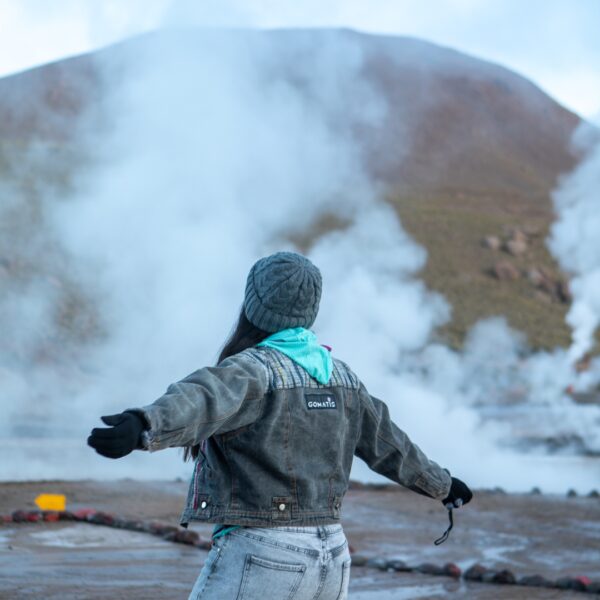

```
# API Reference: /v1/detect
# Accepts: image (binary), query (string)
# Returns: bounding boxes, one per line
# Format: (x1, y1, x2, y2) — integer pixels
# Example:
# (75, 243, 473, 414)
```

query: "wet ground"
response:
(1, 480, 599, 599)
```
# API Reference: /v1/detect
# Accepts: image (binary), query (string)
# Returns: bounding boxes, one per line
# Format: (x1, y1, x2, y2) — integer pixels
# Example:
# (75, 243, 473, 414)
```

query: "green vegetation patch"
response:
(392, 192, 572, 350)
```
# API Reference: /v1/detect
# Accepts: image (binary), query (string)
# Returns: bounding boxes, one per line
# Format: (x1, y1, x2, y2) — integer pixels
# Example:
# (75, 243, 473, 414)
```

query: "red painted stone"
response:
(73, 509, 97, 520)
(25, 512, 41, 522)
(443, 562, 462, 579)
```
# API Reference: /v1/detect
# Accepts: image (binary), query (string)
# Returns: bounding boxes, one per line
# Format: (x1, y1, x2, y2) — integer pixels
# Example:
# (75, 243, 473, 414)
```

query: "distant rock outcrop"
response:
(493, 260, 520, 281)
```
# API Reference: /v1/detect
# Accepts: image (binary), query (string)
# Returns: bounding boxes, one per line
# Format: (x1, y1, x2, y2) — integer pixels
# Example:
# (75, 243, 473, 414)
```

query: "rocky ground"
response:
(1, 480, 599, 599)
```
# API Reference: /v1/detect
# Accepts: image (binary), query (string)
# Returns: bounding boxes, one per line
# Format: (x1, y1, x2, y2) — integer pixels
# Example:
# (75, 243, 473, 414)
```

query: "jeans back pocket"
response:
(336, 559, 351, 600)
(237, 554, 306, 600)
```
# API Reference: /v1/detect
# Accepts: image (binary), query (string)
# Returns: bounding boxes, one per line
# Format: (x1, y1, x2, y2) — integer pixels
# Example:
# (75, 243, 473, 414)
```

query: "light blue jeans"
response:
(188, 525, 351, 600)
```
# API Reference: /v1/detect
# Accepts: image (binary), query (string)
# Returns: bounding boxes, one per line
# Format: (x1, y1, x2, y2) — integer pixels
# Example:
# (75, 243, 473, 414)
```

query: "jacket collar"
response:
(257, 327, 332, 385)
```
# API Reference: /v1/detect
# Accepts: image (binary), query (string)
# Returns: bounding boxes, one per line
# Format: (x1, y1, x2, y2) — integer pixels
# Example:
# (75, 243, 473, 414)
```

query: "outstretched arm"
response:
(130, 352, 268, 451)
(355, 385, 452, 500)
(88, 352, 268, 457)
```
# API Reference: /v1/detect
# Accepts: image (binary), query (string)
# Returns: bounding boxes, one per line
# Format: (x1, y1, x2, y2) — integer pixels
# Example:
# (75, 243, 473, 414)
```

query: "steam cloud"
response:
(549, 124, 600, 365)
(1, 28, 599, 492)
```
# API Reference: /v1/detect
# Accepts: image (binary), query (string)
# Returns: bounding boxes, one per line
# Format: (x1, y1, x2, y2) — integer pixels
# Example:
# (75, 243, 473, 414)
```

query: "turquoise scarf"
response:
(257, 327, 332, 385)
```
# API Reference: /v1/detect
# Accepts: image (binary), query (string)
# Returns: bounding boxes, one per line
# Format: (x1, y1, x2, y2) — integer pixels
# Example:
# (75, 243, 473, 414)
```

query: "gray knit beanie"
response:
(244, 251, 322, 333)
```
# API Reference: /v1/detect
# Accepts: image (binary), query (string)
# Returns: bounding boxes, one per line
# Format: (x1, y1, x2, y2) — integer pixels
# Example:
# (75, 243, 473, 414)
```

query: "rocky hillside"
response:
(0, 29, 587, 351)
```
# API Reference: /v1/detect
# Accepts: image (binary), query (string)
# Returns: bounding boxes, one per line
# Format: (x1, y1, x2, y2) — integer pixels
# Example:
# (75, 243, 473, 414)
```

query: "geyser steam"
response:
(1, 29, 599, 491)
(549, 123, 600, 367)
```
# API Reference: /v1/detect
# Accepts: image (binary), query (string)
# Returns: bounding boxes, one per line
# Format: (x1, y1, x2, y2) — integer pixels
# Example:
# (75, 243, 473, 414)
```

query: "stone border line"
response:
(2, 509, 599, 595)
(3, 509, 213, 549)
(349, 554, 600, 594)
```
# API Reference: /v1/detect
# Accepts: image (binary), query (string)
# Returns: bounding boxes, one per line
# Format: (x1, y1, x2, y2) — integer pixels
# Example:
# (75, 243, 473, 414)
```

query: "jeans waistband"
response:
(259, 524, 343, 537)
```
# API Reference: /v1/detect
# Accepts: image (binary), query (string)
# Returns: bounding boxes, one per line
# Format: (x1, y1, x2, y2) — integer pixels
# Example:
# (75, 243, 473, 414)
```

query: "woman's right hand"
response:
(87, 412, 146, 459)
(442, 477, 473, 508)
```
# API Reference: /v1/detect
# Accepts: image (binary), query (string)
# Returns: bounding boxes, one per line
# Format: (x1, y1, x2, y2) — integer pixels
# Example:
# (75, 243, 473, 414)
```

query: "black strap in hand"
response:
(434, 506, 454, 545)
(434, 476, 473, 545)
(87, 412, 146, 459)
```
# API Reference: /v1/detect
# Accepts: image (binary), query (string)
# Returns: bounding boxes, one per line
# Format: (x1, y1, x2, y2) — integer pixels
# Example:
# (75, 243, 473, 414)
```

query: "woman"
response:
(88, 251, 472, 599)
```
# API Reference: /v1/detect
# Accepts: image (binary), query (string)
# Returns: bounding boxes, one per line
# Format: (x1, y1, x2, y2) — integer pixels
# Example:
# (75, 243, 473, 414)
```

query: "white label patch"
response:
(305, 394, 337, 410)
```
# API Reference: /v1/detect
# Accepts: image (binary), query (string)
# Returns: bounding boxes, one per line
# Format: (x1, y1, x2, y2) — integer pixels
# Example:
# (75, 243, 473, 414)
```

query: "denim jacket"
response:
(130, 347, 451, 527)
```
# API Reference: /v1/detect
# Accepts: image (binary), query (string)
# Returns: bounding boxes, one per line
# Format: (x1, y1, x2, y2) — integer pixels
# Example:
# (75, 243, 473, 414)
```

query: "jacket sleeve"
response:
(127, 352, 269, 452)
(355, 384, 451, 500)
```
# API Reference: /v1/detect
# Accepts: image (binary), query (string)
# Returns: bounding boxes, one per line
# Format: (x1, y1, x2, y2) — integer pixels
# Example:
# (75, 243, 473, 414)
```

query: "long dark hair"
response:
(182, 307, 269, 461)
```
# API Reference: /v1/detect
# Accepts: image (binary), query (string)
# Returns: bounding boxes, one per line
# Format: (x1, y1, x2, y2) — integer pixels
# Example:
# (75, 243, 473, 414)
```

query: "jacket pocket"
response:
(237, 554, 306, 600)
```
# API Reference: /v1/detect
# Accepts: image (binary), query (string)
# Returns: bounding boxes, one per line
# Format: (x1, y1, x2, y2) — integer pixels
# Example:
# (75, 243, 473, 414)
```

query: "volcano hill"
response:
(0, 29, 590, 353)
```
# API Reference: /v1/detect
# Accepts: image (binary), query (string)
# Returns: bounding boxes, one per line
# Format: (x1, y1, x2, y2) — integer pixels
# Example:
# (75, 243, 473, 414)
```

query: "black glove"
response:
(87, 412, 146, 459)
(442, 477, 473, 508)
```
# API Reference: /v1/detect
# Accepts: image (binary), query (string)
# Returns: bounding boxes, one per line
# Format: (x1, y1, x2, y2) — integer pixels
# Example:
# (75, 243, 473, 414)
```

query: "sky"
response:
(0, 0, 598, 118)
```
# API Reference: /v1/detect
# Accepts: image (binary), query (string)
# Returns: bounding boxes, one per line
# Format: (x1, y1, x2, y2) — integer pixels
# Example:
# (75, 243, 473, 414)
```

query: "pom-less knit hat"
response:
(244, 251, 322, 333)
